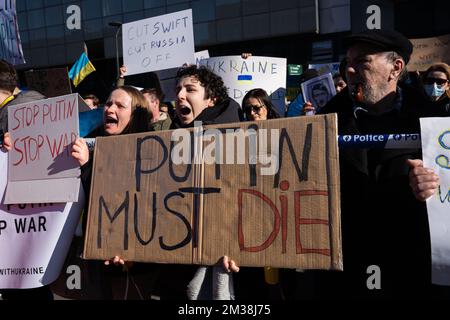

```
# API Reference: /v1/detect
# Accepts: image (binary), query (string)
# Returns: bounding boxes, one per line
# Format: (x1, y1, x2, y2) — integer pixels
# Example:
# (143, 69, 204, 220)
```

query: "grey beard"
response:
(361, 82, 389, 105)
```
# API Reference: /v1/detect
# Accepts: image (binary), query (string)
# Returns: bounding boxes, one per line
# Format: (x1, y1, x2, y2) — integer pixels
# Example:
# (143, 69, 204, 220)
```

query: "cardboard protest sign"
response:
(25, 68, 72, 98)
(122, 9, 195, 75)
(5, 94, 81, 204)
(420, 117, 450, 285)
(158, 50, 210, 102)
(83, 115, 342, 270)
(0, 0, 25, 65)
(408, 34, 450, 72)
(0, 151, 84, 289)
(200, 56, 287, 116)
(301, 73, 336, 113)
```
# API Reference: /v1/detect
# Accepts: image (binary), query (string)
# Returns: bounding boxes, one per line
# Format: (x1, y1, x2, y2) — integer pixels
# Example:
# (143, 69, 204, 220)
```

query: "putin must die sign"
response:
(84, 115, 342, 270)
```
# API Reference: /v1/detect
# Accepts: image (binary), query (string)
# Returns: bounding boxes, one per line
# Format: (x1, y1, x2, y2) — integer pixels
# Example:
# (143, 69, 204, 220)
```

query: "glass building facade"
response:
(14, 0, 450, 72)
(16, 0, 325, 70)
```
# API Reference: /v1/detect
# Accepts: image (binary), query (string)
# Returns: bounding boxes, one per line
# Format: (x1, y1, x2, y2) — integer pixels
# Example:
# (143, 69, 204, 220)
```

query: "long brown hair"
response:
(108, 86, 151, 135)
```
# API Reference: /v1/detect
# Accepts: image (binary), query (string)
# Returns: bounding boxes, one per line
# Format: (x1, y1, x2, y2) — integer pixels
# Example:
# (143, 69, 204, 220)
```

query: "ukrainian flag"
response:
(237, 75, 253, 85)
(69, 52, 96, 87)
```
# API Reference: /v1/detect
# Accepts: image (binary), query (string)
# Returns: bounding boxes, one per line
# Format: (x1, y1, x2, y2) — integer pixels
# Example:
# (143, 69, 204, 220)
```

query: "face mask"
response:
(424, 83, 446, 100)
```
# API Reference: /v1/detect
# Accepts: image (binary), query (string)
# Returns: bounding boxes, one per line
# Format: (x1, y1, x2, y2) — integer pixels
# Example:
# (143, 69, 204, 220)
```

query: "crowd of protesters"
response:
(1, 28, 450, 300)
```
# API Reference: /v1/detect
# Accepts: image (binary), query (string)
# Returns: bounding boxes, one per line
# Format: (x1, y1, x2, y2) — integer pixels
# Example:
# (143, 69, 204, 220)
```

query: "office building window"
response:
(28, 9, 46, 29)
(102, 0, 123, 16)
(192, 0, 215, 23)
(45, 6, 64, 27)
(27, 0, 44, 10)
(122, 0, 143, 13)
(166, 0, 188, 4)
(243, 0, 269, 15)
(167, 3, 189, 14)
(194, 21, 216, 45)
(45, 0, 62, 6)
(29, 28, 47, 48)
(144, 0, 166, 9)
(216, 0, 241, 19)
(82, 0, 103, 19)
(46, 25, 65, 45)
(18, 11, 28, 30)
(84, 19, 103, 39)
(16, 0, 27, 12)
(124, 11, 144, 23)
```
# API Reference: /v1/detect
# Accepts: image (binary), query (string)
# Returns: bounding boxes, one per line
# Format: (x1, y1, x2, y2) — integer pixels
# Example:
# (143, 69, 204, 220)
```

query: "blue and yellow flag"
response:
(69, 52, 96, 87)
(237, 75, 253, 85)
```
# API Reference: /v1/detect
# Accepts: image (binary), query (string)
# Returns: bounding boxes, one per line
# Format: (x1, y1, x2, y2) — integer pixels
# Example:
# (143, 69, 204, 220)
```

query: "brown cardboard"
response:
(25, 67, 72, 98)
(408, 34, 450, 72)
(83, 114, 342, 270)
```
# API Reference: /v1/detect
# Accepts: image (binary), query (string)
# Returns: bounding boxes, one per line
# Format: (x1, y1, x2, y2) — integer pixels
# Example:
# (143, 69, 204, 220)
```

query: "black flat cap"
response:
(343, 29, 413, 64)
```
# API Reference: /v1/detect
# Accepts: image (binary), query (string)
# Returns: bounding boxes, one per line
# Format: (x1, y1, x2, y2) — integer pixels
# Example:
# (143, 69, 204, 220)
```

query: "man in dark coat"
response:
(314, 30, 432, 299)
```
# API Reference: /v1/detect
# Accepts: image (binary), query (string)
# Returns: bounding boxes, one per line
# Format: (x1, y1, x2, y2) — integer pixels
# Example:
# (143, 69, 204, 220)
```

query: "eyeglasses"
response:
(424, 77, 449, 86)
(244, 104, 265, 114)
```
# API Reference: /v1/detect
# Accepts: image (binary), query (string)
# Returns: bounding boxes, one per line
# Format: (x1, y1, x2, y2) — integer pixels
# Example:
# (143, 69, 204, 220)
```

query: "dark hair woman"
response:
(242, 88, 280, 121)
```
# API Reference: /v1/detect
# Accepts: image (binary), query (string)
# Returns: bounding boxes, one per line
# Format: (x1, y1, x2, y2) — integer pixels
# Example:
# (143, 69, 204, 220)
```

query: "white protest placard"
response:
(421, 117, 450, 285)
(301, 73, 336, 112)
(308, 62, 340, 76)
(0, 151, 84, 289)
(5, 94, 81, 204)
(158, 50, 211, 101)
(122, 9, 195, 75)
(200, 56, 287, 116)
(195, 50, 209, 65)
(0, 0, 26, 65)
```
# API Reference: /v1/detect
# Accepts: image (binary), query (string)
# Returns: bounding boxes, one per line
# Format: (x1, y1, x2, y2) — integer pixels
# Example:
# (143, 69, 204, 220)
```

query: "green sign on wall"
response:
(288, 64, 303, 76)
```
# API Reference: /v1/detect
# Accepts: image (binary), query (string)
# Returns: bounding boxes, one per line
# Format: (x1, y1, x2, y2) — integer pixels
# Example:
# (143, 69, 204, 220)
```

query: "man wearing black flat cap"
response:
(308, 29, 433, 299)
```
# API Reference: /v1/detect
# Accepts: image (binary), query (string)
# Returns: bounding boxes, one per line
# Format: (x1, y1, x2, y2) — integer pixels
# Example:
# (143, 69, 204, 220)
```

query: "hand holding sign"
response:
(1, 132, 11, 151)
(302, 102, 315, 116)
(119, 65, 127, 78)
(71, 138, 89, 166)
(407, 159, 440, 201)
(104, 255, 135, 269)
(221, 256, 240, 273)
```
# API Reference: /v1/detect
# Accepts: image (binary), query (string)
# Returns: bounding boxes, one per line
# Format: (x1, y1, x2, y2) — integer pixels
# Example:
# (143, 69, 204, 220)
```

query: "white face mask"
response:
(424, 83, 446, 101)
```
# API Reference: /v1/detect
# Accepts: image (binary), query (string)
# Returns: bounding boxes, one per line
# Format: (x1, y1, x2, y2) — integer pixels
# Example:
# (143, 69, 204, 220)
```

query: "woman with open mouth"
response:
(70, 86, 153, 300)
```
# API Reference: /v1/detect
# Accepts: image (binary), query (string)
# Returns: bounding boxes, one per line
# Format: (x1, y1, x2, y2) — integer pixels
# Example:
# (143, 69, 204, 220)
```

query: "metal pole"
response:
(115, 26, 121, 79)
(314, 0, 320, 34)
